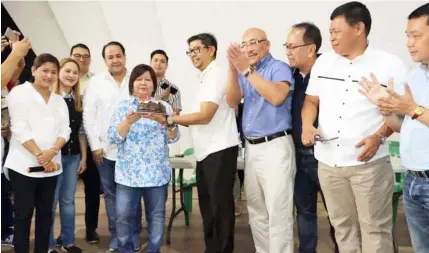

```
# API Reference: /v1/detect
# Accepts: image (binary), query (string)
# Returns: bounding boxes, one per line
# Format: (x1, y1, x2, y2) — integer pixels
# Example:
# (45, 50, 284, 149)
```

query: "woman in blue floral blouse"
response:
(108, 64, 179, 253)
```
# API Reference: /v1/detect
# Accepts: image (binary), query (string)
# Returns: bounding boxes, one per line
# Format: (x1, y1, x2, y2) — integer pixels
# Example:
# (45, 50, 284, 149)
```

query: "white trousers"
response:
(245, 135, 296, 253)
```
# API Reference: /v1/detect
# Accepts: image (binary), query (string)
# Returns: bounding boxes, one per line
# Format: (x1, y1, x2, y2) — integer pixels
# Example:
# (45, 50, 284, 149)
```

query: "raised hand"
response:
(359, 72, 389, 104)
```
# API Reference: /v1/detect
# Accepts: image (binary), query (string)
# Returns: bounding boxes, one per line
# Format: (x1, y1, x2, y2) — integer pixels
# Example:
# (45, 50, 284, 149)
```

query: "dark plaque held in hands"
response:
(137, 101, 167, 115)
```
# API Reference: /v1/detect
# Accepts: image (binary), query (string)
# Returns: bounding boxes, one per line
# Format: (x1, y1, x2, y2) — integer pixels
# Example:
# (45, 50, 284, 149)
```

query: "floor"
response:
(2, 180, 415, 253)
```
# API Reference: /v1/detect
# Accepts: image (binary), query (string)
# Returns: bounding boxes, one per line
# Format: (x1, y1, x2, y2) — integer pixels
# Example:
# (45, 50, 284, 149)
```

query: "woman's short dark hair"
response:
(129, 64, 158, 97)
(33, 53, 60, 71)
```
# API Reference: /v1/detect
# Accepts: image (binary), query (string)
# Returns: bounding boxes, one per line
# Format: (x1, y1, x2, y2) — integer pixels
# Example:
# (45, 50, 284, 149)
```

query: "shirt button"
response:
(342, 102, 345, 105)
(339, 116, 342, 119)
(70, 141, 73, 143)
(350, 62, 352, 65)
(72, 120, 75, 122)
(346, 89, 349, 92)
(338, 130, 340, 133)
(337, 144, 340, 147)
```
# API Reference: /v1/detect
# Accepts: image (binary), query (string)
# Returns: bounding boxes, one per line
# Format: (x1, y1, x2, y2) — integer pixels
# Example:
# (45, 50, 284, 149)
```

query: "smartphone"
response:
(315, 136, 339, 142)
(160, 82, 170, 90)
(4, 27, 18, 42)
(160, 82, 178, 95)
(169, 86, 178, 95)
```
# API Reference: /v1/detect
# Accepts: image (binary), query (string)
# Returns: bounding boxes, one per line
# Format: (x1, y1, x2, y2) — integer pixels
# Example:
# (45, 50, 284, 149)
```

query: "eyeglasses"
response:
(186, 46, 208, 56)
(240, 39, 266, 49)
(72, 54, 90, 60)
(283, 43, 312, 51)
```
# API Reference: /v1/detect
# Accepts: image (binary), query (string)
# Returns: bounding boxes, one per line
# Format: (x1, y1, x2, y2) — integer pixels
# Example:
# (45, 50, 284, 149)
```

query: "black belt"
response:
(408, 170, 429, 179)
(245, 130, 292, 145)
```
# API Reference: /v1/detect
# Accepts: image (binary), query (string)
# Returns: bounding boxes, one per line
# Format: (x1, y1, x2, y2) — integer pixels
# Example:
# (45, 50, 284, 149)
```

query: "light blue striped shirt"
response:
(398, 64, 429, 171)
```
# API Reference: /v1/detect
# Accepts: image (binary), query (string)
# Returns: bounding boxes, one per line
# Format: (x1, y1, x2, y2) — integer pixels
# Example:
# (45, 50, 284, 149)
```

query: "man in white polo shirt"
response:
(301, 2, 407, 253)
(168, 33, 239, 253)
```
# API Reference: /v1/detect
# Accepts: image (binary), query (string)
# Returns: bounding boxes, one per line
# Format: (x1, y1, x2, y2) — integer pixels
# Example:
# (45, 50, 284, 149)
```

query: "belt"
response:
(245, 130, 292, 145)
(408, 170, 429, 179)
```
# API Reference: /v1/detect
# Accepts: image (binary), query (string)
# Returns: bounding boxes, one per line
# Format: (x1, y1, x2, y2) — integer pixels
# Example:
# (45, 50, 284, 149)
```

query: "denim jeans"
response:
(49, 154, 80, 248)
(294, 149, 339, 253)
(403, 172, 429, 253)
(98, 158, 118, 249)
(116, 183, 168, 253)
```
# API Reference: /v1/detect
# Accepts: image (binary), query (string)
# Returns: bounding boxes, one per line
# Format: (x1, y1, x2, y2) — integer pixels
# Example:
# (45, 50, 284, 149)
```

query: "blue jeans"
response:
(403, 172, 429, 253)
(294, 149, 338, 253)
(49, 154, 80, 248)
(116, 183, 168, 253)
(98, 158, 118, 249)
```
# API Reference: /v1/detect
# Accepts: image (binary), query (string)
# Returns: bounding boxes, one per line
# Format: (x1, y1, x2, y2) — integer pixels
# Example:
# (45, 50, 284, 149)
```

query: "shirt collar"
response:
(60, 89, 74, 99)
(336, 44, 373, 63)
(419, 63, 429, 80)
(255, 53, 273, 69)
(200, 60, 216, 79)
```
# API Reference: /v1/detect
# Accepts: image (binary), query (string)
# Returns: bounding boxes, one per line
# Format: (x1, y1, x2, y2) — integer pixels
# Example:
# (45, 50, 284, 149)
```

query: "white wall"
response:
(3, 0, 425, 150)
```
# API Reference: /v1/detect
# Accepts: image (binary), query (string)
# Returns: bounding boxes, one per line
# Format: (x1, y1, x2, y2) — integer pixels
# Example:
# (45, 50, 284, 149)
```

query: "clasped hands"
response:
(36, 149, 57, 173)
(359, 72, 418, 117)
(227, 43, 251, 73)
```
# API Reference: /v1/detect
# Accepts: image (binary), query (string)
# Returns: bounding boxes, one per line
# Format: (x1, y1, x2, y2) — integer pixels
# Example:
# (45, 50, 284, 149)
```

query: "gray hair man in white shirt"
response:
(301, 2, 407, 253)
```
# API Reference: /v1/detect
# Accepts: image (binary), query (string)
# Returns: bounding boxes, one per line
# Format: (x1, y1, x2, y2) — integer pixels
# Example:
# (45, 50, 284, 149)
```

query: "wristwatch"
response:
(411, 105, 425, 120)
(242, 65, 255, 78)
(166, 115, 174, 126)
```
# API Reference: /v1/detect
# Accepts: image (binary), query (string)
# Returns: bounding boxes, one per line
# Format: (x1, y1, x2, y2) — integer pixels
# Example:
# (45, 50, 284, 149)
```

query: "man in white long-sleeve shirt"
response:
(83, 41, 133, 252)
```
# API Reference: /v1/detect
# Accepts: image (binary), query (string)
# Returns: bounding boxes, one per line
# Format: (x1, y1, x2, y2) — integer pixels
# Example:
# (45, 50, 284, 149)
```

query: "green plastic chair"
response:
(389, 141, 404, 253)
(176, 148, 196, 225)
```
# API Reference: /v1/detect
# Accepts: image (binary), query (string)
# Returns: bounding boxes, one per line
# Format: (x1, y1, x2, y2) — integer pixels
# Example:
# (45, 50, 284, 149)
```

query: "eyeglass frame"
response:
(282, 43, 313, 51)
(240, 39, 267, 49)
(186, 46, 208, 56)
(72, 53, 91, 60)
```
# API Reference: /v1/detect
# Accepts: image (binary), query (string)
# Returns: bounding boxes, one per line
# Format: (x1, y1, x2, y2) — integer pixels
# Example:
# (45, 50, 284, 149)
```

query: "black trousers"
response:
(196, 145, 238, 253)
(80, 146, 101, 233)
(9, 170, 57, 253)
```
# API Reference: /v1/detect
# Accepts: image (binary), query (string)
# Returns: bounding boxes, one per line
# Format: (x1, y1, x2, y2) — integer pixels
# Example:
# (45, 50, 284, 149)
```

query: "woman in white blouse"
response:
(4, 53, 71, 253)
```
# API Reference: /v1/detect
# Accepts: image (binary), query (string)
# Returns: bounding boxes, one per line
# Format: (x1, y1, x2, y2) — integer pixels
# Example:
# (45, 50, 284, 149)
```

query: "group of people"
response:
(1, 1, 428, 253)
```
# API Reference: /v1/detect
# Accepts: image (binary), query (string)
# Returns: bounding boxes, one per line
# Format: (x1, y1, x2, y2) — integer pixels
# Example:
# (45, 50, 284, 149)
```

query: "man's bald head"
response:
(241, 27, 270, 66)
(243, 28, 268, 41)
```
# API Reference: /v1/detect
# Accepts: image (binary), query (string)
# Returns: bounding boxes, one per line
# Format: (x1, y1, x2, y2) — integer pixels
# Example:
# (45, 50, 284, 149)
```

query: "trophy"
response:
(136, 100, 167, 116)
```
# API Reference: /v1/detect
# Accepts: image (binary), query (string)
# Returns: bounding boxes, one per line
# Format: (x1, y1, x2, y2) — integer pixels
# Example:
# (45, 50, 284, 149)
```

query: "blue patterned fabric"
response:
(108, 97, 180, 187)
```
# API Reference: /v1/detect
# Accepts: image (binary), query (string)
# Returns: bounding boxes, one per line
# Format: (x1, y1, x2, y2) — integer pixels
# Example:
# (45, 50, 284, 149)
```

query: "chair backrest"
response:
(389, 141, 400, 157)
(183, 148, 195, 156)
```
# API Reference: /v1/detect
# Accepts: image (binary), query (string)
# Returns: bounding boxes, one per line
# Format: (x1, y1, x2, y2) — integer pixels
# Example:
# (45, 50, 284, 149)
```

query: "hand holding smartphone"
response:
(4, 27, 19, 43)
(160, 82, 178, 95)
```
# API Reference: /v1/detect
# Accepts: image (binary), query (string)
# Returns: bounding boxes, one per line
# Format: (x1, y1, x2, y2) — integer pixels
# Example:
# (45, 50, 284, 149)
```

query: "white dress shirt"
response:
(4, 82, 71, 178)
(83, 71, 130, 161)
(79, 71, 95, 95)
(189, 60, 239, 161)
(306, 46, 407, 167)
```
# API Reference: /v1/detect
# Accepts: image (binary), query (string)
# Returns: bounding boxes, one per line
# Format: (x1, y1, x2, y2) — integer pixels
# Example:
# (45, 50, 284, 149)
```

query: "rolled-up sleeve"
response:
(108, 101, 126, 144)
(7, 88, 34, 144)
(58, 99, 71, 142)
(83, 78, 103, 151)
